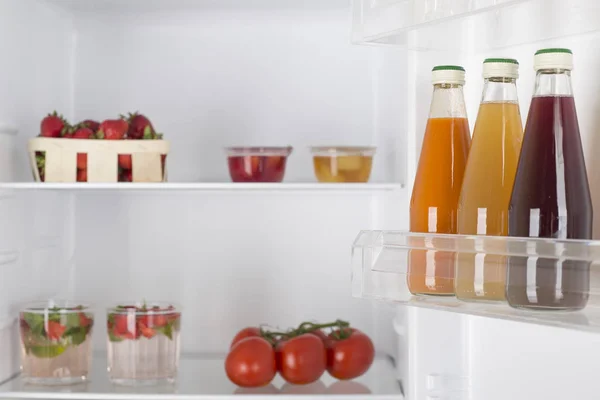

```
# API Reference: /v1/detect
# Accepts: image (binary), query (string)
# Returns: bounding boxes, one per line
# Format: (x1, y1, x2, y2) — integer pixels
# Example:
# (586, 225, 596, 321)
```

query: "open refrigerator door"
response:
(353, 0, 600, 399)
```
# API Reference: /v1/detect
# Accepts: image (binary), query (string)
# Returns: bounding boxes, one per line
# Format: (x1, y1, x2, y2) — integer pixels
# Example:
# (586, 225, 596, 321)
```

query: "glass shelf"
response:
(352, 0, 600, 51)
(352, 231, 600, 333)
(0, 182, 403, 192)
(0, 353, 401, 399)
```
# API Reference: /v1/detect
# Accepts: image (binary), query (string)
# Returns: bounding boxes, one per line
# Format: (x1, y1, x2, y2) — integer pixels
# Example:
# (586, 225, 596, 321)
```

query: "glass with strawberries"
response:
(19, 301, 94, 385)
(226, 147, 293, 183)
(107, 302, 182, 385)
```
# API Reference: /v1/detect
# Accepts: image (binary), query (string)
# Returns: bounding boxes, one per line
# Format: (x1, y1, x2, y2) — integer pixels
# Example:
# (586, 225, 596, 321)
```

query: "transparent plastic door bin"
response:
(352, 232, 600, 332)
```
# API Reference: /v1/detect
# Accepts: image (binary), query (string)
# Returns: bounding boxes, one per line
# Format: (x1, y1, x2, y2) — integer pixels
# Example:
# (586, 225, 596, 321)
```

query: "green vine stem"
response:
(259, 319, 351, 346)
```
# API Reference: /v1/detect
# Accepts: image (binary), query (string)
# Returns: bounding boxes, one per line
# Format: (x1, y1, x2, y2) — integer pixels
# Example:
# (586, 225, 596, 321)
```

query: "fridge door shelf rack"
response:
(352, 231, 600, 333)
(352, 0, 600, 51)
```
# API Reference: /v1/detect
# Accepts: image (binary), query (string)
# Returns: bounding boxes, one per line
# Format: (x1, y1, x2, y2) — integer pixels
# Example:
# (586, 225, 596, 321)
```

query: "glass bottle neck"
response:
(481, 78, 519, 104)
(533, 69, 574, 97)
(429, 83, 467, 119)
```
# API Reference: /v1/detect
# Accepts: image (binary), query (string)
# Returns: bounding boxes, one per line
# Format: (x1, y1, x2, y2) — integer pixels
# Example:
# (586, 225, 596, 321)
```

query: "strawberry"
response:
(118, 169, 132, 182)
(71, 125, 94, 139)
(77, 169, 87, 182)
(46, 321, 67, 341)
(118, 155, 132, 170)
(138, 322, 156, 339)
(113, 314, 133, 337)
(122, 112, 157, 140)
(79, 313, 92, 328)
(81, 120, 100, 133)
(66, 125, 94, 169)
(40, 111, 67, 138)
(97, 119, 128, 140)
(122, 170, 132, 182)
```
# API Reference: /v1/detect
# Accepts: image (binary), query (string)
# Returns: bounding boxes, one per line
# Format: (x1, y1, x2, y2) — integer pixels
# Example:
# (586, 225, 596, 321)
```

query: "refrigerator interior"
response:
(0, 0, 408, 397)
(1, 0, 600, 398)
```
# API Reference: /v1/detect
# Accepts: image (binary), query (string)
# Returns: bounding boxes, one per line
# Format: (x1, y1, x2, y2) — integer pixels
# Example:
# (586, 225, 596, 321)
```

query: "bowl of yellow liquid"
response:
(310, 147, 376, 183)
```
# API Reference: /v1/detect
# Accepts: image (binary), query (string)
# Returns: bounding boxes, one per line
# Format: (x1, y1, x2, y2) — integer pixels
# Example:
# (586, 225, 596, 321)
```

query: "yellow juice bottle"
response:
(455, 59, 524, 301)
(408, 65, 471, 296)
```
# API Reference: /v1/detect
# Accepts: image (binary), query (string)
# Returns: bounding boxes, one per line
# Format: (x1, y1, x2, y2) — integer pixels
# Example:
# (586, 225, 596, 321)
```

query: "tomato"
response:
(327, 329, 375, 380)
(310, 329, 333, 349)
(225, 337, 276, 388)
(277, 333, 326, 385)
(231, 327, 262, 348)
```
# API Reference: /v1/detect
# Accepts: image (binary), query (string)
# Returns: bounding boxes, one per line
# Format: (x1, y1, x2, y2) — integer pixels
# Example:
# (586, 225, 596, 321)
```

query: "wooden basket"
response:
(28, 138, 170, 183)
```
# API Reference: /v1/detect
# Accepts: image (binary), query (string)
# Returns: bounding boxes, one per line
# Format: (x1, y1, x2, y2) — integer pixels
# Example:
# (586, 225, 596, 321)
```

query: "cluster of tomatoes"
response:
(225, 320, 375, 388)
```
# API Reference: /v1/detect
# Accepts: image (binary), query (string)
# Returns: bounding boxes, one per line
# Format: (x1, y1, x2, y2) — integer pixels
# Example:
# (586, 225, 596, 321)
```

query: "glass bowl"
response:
(310, 146, 376, 183)
(225, 147, 293, 183)
(107, 301, 182, 386)
(19, 300, 94, 385)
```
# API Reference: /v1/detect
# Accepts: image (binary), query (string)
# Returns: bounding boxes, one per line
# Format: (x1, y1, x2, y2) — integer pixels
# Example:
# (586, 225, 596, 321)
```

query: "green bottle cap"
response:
(535, 48, 573, 55)
(484, 58, 519, 65)
(432, 65, 466, 72)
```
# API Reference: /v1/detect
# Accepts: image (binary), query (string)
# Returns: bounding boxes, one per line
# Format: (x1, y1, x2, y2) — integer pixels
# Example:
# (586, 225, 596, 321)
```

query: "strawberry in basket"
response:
(40, 112, 68, 138)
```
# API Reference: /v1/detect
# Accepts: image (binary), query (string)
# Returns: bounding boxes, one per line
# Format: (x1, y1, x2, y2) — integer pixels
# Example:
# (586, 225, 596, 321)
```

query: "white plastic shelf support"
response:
(352, 0, 600, 52)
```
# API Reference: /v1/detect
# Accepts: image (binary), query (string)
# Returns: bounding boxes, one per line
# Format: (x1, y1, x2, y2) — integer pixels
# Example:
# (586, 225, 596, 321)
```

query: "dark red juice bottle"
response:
(507, 48, 593, 310)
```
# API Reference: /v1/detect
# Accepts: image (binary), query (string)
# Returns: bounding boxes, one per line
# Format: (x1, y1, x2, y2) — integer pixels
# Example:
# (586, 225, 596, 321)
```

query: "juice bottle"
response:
(408, 66, 471, 296)
(507, 48, 593, 310)
(455, 58, 524, 302)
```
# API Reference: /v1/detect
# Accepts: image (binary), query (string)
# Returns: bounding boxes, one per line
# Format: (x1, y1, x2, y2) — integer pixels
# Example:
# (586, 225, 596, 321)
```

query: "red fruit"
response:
(113, 314, 138, 339)
(46, 321, 67, 341)
(118, 154, 132, 170)
(225, 337, 277, 388)
(119, 169, 133, 182)
(231, 327, 262, 349)
(81, 120, 100, 133)
(277, 333, 327, 385)
(123, 112, 156, 140)
(327, 328, 375, 380)
(139, 314, 167, 329)
(97, 119, 128, 140)
(79, 313, 92, 328)
(311, 329, 333, 349)
(77, 169, 87, 182)
(138, 322, 156, 339)
(40, 112, 67, 138)
(71, 126, 94, 139)
(66, 126, 94, 169)
(77, 154, 87, 169)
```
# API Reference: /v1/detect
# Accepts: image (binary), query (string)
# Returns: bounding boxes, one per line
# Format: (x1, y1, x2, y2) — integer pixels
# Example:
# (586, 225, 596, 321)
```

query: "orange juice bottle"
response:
(408, 66, 471, 296)
(455, 59, 523, 302)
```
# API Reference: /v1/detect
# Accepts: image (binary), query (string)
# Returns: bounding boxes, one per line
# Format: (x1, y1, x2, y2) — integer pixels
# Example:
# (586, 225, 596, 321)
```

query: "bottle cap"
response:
(483, 58, 519, 79)
(432, 65, 466, 85)
(534, 48, 573, 71)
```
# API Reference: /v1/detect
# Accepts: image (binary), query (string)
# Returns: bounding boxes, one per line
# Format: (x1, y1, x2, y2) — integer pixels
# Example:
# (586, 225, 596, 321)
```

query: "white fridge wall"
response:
(0, 191, 72, 382)
(72, 191, 406, 355)
(70, 2, 408, 184)
(0, 0, 74, 182)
